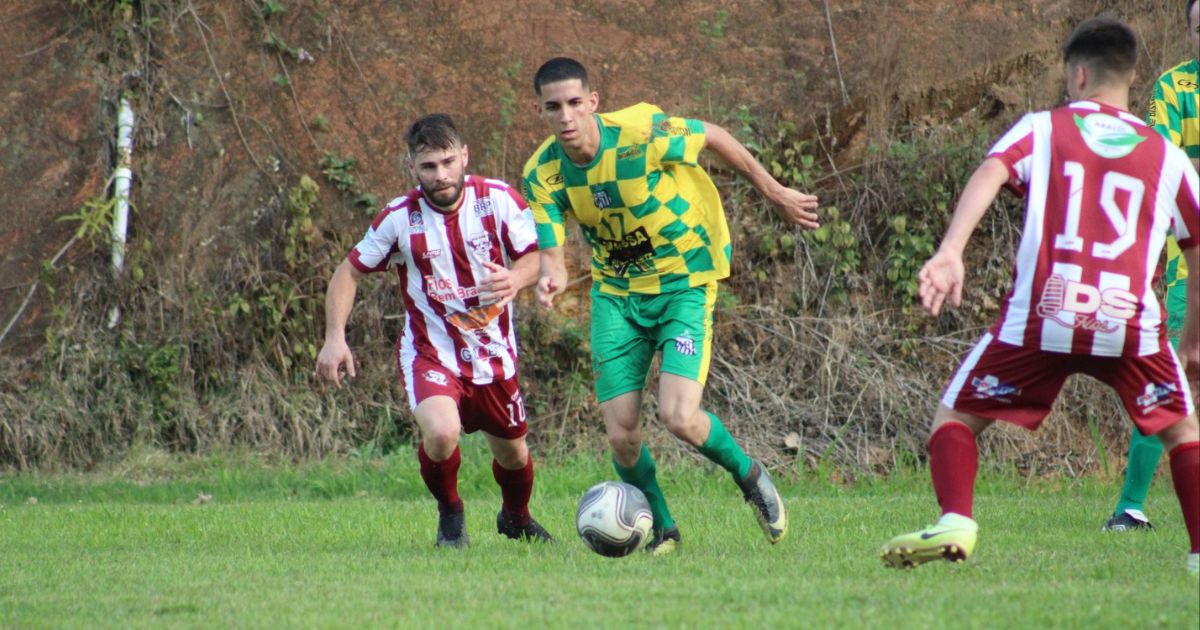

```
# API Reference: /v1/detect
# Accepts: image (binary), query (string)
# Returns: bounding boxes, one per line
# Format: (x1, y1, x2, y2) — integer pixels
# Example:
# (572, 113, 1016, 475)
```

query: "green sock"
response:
(614, 444, 676, 532)
(1114, 425, 1164, 515)
(696, 411, 753, 480)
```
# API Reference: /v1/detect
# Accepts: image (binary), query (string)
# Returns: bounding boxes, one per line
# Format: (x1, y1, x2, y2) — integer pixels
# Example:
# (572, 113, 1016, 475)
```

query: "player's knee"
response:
(659, 407, 702, 443)
(423, 426, 460, 457)
(1156, 414, 1200, 451)
(493, 441, 529, 469)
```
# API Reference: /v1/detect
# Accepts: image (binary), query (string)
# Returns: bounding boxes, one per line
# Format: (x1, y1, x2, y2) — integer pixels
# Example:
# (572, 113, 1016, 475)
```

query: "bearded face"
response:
(409, 143, 469, 211)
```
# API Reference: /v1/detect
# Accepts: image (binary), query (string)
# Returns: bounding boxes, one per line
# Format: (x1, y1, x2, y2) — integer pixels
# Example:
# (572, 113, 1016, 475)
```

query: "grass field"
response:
(1, 442, 1198, 629)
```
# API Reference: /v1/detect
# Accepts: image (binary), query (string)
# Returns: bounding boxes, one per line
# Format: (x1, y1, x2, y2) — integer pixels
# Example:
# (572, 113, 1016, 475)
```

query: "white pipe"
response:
(108, 96, 135, 329)
(112, 96, 134, 273)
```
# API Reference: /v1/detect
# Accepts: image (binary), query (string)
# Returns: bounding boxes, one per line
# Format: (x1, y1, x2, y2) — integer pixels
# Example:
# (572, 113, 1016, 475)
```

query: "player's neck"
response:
(563, 117, 601, 166)
(1076, 88, 1129, 113)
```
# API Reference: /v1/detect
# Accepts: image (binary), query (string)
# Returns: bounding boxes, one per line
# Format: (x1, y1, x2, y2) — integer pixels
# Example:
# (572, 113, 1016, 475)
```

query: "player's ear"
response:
(589, 90, 599, 113)
(405, 155, 415, 181)
(460, 144, 470, 169)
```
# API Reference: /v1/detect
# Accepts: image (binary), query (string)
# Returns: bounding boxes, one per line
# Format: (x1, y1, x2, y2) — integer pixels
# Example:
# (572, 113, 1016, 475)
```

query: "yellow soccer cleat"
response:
(880, 513, 978, 569)
(644, 527, 681, 557)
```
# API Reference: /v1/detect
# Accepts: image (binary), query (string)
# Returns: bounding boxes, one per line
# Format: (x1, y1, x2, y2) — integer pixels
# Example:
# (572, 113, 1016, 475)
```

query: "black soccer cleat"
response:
(496, 509, 555, 543)
(1102, 509, 1154, 532)
(436, 510, 470, 548)
(735, 460, 788, 544)
(644, 526, 681, 556)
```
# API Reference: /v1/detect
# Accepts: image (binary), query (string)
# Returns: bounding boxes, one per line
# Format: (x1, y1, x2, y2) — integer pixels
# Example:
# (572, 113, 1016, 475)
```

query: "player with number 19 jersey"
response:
(943, 100, 1199, 435)
(349, 175, 538, 395)
(986, 100, 1198, 357)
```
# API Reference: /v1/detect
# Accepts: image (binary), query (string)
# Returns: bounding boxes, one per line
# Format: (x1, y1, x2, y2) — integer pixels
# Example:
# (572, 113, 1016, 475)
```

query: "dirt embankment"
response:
(0, 0, 1188, 469)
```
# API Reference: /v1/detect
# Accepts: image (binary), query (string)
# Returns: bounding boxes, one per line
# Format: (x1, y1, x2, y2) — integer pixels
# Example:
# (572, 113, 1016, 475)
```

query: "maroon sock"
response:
(929, 422, 978, 518)
(418, 443, 463, 514)
(1168, 441, 1200, 553)
(493, 456, 534, 526)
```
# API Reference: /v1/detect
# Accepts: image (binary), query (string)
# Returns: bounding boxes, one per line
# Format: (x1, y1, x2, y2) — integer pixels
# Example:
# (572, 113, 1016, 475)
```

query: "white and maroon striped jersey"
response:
(348, 175, 539, 384)
(987, 100, 1199, 357)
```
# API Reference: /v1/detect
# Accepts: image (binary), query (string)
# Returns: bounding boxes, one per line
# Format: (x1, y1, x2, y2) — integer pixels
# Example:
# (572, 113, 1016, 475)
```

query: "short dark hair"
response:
(1061, 17, 1138, 84)
(404, 113, 461, 155)
(533, 57, 589, 95)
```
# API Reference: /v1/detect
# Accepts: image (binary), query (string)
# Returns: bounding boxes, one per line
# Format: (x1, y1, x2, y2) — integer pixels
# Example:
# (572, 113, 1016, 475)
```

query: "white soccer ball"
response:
(575, 481, 654, 557)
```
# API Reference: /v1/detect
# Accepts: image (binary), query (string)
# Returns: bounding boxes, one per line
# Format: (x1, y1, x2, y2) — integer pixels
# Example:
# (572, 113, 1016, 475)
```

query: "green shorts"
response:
(590, 282, 718, 402)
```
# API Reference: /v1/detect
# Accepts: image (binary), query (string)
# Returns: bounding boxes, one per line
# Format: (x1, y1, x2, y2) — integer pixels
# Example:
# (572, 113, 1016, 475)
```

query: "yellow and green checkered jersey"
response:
(1147, 58, 1199, 159)
(1147, 59, 1197, 290)
(522, 103, 732, 296)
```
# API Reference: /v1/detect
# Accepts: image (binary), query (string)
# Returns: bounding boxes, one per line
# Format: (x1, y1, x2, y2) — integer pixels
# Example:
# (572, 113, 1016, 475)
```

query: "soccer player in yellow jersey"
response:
(1104, 0, 1200, 533)
(522, 57, 819, 554)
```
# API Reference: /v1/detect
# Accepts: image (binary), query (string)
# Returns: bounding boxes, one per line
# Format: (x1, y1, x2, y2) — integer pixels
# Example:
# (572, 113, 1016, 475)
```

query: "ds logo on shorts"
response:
(423, 370, 448, 386)
(1135, 382, 1177, 413)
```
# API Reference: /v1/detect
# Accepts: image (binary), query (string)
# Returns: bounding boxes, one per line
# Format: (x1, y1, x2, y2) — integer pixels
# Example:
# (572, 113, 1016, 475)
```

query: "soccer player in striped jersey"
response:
(879, 17, 1200, 575)
(522, 57, 820, 554)
(317, 114, 552, 548)
(1104, 0, 1200, 533)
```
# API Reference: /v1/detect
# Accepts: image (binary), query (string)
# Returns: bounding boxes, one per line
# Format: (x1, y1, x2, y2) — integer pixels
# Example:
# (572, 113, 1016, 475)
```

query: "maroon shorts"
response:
(941, 332, 1195, 435)
(400, 355, 528, 439)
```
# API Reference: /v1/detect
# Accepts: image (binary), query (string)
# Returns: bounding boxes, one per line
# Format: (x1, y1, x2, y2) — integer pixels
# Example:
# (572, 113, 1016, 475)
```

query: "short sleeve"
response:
(496, 185, 539, 261)
(648, 112, 706, 167)
(1171, 158, 1199, 250)
(522, 162, 567, 250)
(348, 203, 403, 273)
(986, 113, 1036, 198)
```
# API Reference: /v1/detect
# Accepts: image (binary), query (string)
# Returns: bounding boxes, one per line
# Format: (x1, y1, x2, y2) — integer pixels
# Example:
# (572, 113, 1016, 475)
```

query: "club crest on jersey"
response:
(409, 210, 425, 233)
(1136, 382, 1178, 413)
(472, 198, 494, 218)
(1035, 274, 1131, 333)
(674, 330, 697, 356)
(467, 233, 492, 256)
(970, 375, 1021, 401)
(1073, 113, 1146, 159)
(591, 186, 613, 209)
(423, 370, 448, 386)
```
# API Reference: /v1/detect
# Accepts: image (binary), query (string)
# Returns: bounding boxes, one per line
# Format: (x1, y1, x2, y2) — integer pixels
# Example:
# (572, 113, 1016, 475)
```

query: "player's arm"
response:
(316, 258, 365, 388)
(537, 246, 568, 310)
(918, 157, 1009, 316)
(701, 121, 819, 230)
(479, 252, 540, 307)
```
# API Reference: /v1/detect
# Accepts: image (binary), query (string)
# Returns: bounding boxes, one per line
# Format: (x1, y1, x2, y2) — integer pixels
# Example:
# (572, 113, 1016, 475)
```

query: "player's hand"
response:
(768, 186, 820, 230)
(479, 261, 516, 307)
(917, 249, 965, 317)
(315, 338, 356, 388)
(537, 274, 564, 310)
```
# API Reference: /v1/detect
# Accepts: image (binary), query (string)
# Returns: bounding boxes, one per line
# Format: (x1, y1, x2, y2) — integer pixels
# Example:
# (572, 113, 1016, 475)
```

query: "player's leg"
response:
(413, 394, 469, 548)
(591, 291, 677, 551)
(603, 391, 679, 554)
(882, 333, 1068, 568)
(880, 406, 992, 568)
(1157, 414, 1200, 574)
(1102, 343, 1198, 573)
(654, 282, 786, 544)
(471, 379, 554, 543)
(1106, 426, 1163, 530)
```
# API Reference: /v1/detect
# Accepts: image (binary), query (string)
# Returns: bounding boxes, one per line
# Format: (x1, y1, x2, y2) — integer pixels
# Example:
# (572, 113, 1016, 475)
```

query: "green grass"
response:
(1, 444, 1197, 628)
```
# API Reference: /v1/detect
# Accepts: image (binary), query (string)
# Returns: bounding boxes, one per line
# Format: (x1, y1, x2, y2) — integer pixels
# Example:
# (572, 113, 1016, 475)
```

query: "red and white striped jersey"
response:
(987, 100, 1199, 357)
(349, 175, 539, 383)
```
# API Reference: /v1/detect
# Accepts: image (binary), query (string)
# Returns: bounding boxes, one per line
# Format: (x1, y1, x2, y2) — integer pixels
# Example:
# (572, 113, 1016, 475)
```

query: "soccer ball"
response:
(575, 481, 654, 557)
